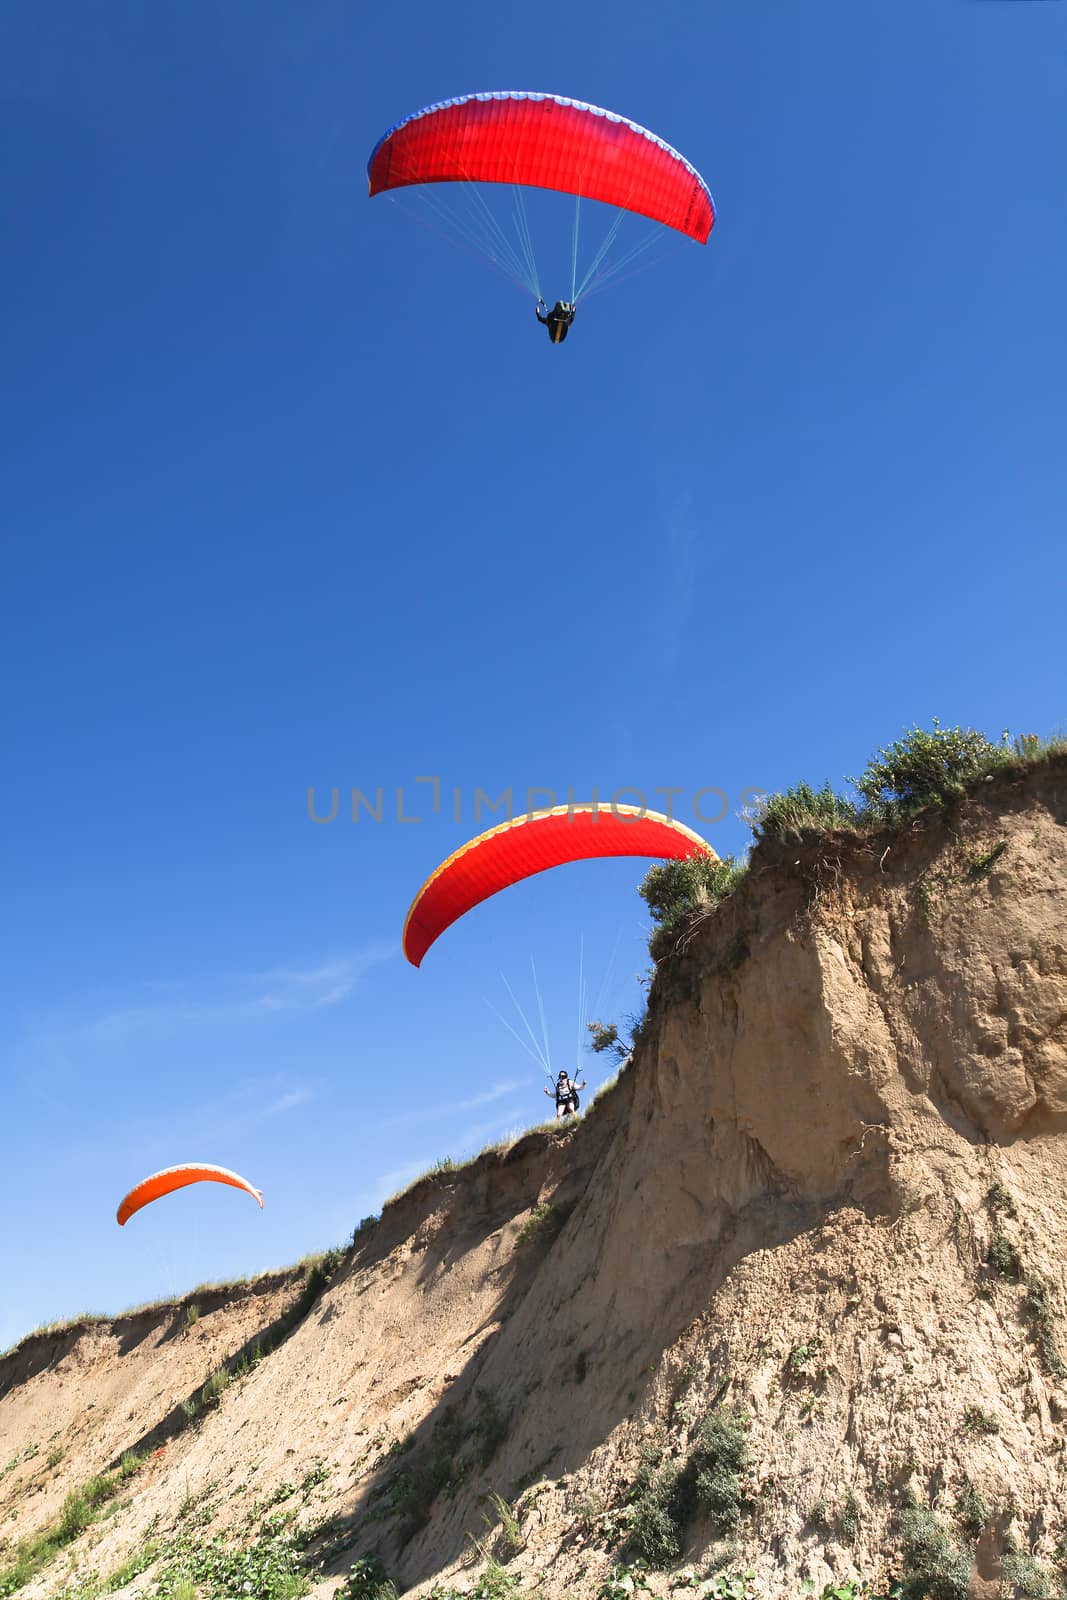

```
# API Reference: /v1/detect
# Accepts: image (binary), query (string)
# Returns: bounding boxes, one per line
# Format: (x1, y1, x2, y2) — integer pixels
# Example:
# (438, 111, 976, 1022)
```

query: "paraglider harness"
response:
(554, 1072, 580, 1113)
(536, 298, 576, 344)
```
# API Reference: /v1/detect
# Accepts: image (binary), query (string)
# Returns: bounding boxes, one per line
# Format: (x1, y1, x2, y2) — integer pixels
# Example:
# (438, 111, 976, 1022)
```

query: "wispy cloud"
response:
(648, 490, 701, 676)
(377, 1078, 526, 1131)
(15, 942, 397, 1058)
(76, 944, 398, 1044)
(262, 1087, 311, 1118)
(7, 943, 398, 1115)
(156, 1074, 316, 1142)
(368, 1103, 527, 1211)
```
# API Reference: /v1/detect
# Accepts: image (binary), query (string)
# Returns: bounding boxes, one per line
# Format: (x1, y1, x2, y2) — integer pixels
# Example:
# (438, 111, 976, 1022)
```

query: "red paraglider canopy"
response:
(368, 91, 715, 244)
(403, 803, 715, 967)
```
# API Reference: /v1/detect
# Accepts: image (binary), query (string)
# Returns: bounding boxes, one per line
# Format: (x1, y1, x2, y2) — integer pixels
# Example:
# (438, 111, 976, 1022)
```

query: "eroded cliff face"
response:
(3, 760, 1066, 1599)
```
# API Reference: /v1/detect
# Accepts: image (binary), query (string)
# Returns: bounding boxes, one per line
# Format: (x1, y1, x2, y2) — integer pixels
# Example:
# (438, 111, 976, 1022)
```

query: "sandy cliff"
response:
(3, 757, 1065, 1598)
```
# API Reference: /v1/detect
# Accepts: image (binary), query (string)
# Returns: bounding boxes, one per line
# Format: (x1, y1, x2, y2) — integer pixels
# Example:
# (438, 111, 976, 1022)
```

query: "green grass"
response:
(0, 1455, 146, 1596)
(0, 1250, 342, 1364)
(962, 1405, 999, 1437)
(516, 1200, 575, 1248)
(635, 717, 1050, 947)
(429, 1560, 526, 1600)
(368, 1391, 511, 1539)
(485, 1492, 522, 1561)
(155, 1533, 310, 1600)
(383, 1156, 464, 1207)
(753, 781, 860, 843)
(52, 1539, 163, 1600)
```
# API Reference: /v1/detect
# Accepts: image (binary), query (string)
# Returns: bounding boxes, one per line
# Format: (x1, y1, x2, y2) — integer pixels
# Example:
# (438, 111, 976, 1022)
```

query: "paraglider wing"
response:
(368, 92, 715, 244)
(403, 804, 716, 967)
(116, 1163, 264, 1226)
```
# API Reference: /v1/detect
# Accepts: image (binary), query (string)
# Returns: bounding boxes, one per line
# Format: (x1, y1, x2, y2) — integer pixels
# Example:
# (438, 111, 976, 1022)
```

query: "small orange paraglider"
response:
(116, 1163, 263, 1226)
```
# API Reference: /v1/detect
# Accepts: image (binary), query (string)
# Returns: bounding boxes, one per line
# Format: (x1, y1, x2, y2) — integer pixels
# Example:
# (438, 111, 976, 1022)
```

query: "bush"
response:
(962, 1405, 999, 1437)
(853, 721, 1010, 817)
(371, 1402, 497, 1535)
(987, 1231, 1023, 1280)
(473, 1391, 510, 1468)
(629, 1486, 683, 1568)
(954, 1480, 988, 1539)
(987, 1182, 1018, 1219)
(1001, 1550, 1052, 1599)
(587, 1020, 630, 1061)
(640, 855, 747, 943)
(57, 1493, 94, 1542)
(200, 1367, 231, 1408)
(1023, 1276, 1066, 1376)
(485, 1492, 522, 1560)
(744, 722, 1064, 856)
(627, 1408, 751, 1569)
(599, 1565, 651, 1600)
(897, 1507, 972, 1600)
(338, 1555, 398, 1600)
(292, 1247, 344, 1320)
(838, 1491, 862, 1543)
(706, 1574, 756, 1600)
(625, 1443, 679, 1568)
(673, 1408, 750, 1533)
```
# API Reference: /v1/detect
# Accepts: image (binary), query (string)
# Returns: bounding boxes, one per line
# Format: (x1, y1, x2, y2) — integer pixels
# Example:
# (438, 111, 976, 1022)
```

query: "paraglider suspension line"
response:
(510, 182, 542, 301)
(570, 192, 582, 304)
(391, 185, 530, 294)
(531, 957, 553, 1077)
(574, 207, 629, 300)
(579, 226, 680, 300)
(575, 934, 587, 1068)
(484, 992, 549, 1071)
(460, 172, 537, 292)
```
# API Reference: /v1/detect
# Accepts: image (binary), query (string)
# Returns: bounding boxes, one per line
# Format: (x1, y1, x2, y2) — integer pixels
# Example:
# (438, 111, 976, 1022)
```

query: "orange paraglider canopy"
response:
(116, 1163, 264, 1226)
(403, 803, 715, 967)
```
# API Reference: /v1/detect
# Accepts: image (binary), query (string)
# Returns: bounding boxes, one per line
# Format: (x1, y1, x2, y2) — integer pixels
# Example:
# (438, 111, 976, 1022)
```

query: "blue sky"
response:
(2, 0, 1064, 1349)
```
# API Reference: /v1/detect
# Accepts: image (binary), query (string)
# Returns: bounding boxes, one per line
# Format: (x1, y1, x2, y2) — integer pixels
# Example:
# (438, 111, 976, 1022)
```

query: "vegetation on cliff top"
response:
(639, 720, 1064, 957)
